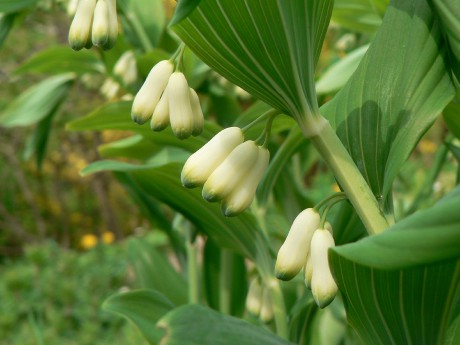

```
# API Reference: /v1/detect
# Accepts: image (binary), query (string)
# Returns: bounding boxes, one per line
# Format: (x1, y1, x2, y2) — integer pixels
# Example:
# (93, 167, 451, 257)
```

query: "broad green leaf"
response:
(316, 45, 369, 95)
(157, 304, 294, 345)
(126, 238, 188, 306)
(15, 46, 104, 75)
(330, 188, 460, 344)
(331, 257, 460, 345)
(432, 0, 460, 80)
(170, 0, 202, 26)
(66, 100, 218, 152)
(334, 186, 460, 269)
(332, 0, 385, 33)
(173, 0, 333, 129)
(99, 134, 159, 160)
(103, 289, 174, 344)
(82, 162, 273, 274)
(321, 0, 456, 202)
(0, 0, 38, 13)
(0, 73, 74, 127)
(443, 92, 460, 138)
(203, 241, 247, 316)
(0, 12, 16, 48)
(23, 100, 59, 169)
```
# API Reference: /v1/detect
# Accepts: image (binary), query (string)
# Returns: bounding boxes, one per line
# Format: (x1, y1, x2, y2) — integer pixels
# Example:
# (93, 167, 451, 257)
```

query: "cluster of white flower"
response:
(275, 208, 338, 308)
(181, 127, 269, 216)
(246, 278, 273, 323)
(101, 51, 138, 100)
(131, 60, 204, 139)
(68, 0, 118, 51)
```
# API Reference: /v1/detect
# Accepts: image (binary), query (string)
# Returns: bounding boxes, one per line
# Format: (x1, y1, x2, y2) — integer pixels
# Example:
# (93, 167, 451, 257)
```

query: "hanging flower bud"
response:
(221, 146, 269, 217)
(150, 84, 170, 131)
(202, 140, 259, 202)
(304, 253, 313, 289)
(131, 60, 174, 125)
(91, 0, 110, 47)
(181, 127, 244, 188)
(67, 0, 79, 17)
(189, 88, 204, 136)
(310, 229, 338, 308)
(114, 51, 137, 86)
(68, 0, 97, 51)
(246, 278, 263, 316)
(104, 0, 118, 50)
(275, 208, 320, 281)
(168, 72, 194, 139)
(259, 287, 273, 323)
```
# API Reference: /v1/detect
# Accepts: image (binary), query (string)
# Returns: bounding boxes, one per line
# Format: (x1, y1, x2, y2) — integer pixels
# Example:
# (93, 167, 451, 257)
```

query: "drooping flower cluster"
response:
(131, 60, 204, 139)
(68, 0, 118, 51)
(245, 277, 273, 323)
(275, 208, 338, 308)
(181, 127, 269, 216)
(101, 50, 137, 100)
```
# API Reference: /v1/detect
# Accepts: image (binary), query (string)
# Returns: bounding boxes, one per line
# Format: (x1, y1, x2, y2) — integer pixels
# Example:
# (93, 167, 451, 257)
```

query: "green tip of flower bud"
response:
(131, 112, 150, 125)
(274, 260, 298, 281)
(202, 189, 220, 202)
(173, 127, 192, 140)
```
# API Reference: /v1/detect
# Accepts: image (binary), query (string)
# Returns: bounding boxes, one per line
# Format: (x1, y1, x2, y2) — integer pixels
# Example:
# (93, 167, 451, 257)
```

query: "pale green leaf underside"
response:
(157, 304, 294, 345)
(0, 73, 74, 127)
(322, 0, 456, 201)
(82, 162, 272, 274)
(173, 0, 333, 120)
(103, 289, 174, 344)
(330, 187, 460, 344)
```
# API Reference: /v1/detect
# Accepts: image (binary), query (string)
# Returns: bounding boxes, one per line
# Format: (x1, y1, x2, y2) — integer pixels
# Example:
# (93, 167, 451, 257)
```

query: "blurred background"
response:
(0, 0, 458, 344)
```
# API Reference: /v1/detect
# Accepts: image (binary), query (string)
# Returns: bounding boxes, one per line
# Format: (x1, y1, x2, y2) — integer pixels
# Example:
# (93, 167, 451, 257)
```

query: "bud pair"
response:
(113, 51, 137, 87)
(246, 278, 273, 323)
(274, 209, 338, 308)
(131, 61, 204, 139)
(68, 0, 118, 51)
(181, 127, 269, 216)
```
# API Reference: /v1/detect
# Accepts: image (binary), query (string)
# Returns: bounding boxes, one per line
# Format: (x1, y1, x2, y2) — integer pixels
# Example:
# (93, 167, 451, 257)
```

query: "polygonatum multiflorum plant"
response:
(1, 0, 460, 344)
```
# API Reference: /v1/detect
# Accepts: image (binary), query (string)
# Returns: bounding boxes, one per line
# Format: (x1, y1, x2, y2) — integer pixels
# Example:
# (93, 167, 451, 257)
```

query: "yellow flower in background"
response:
(80, 234, 98, 250)
(102, 231, 115, 244)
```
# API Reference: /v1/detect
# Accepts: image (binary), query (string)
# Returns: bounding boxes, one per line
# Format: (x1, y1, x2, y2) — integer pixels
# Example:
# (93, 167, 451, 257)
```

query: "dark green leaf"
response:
(173, 0, 333, 128)
(0, 0, 38, 13)
(103, 289, 174, 344)
(322, 0, 456, 202)
(169, 0, 202, 26)
(432, 0, 460, 81)
(15, 46, 104, 75)
(82, 162, 273, 274)
(0, 12, 16, 48)
(157, 304, 294, 345)
(0, 74, 74, 127)
(443, 92, 460, 139)
(126, 238, 188, 305)
(129, 0, 165, 47)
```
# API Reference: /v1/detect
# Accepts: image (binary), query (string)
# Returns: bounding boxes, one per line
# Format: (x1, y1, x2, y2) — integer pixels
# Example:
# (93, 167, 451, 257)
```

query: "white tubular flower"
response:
(189, 88, 204, 136)
(221, 146, 269, 217)
(68, 0, 97, 51)
(131, 60, 174, 125)
(67, 0, 79, 17)
(91, 0, 110, 48)
(246, 278, 263, 316)
(202, 140, 259, 202)
(311, 229, 338, 309)
(101, 77, 119, 100)
(169, 72, 194, 139)
(151, 84, 170, 131)
(181, 127, 244, 188)
(259, 287, 273, 323)
(275, 208, 320, 281)
(114, 51, 137, 86)
(304, 253, 313, 289)
(104, 0, 118, 50)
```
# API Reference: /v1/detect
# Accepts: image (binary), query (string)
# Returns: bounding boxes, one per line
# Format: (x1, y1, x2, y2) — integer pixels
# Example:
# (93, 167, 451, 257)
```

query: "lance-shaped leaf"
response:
(431, 0, 460, 80)
(172, 0, 333, 133)
(81, 162, 273, 274)
(330, 186, 460, 344)
(321, 0, 456, 202)
(157, 304, 294, 345)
